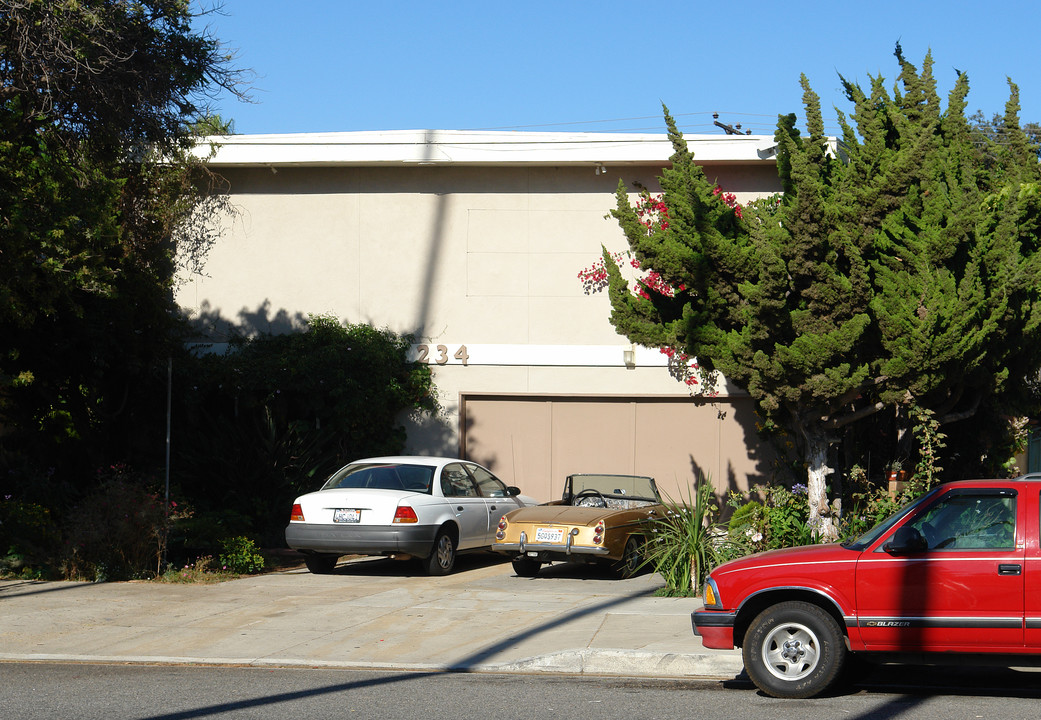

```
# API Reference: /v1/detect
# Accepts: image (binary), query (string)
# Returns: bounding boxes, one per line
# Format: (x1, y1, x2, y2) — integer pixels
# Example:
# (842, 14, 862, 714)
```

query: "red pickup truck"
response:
(693, 477, 1039, 698)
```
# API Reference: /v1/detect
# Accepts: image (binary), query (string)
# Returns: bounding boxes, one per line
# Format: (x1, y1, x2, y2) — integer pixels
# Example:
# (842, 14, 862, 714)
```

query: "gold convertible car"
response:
(491, 473, 665, 577)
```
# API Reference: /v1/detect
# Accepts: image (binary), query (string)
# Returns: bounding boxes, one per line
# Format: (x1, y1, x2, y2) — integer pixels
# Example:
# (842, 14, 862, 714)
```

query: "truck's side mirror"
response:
(884, 525, 927, 554)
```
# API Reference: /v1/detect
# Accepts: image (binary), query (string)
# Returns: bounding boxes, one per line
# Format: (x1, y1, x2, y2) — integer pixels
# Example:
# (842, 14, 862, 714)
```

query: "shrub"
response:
(726, 500, 762, 535)
(726, 483, 815, 554)
(62, 467, 171, 581)
(0, 497, 60, 578)
(839, 462, 934, 541)
(158, 555, 234, 584)
(173, 314, 439, 544)
(218, 535, 266, 574)
(761, 484, 815, 548)
(168, 508, 254, 558)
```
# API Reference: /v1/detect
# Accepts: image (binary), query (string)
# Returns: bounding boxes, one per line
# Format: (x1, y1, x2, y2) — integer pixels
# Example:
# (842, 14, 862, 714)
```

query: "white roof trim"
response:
(192, 129, 779, 167)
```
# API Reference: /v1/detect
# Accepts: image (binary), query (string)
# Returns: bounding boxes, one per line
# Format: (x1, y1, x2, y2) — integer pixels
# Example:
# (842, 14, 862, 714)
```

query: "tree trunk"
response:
(805, 432, 839, 541)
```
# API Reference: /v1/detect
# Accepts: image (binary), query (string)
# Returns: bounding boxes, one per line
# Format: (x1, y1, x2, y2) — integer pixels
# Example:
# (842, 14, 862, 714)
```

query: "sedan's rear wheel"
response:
(303, 553, 339, 574)
(742, 601, 846, 698)
(512, 556, 541, 577)
(424, 528, 456, 575)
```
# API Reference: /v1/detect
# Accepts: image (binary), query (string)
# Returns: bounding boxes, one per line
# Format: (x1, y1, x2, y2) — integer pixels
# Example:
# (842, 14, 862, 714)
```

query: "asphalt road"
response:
(4, 662, 1041, 720)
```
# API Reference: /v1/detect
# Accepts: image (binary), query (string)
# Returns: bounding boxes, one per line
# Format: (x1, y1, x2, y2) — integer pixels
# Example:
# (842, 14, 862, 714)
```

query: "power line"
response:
(463, 110, 719, 131)
(462, 110, 845, 136)
(460, 108, 1038, 139)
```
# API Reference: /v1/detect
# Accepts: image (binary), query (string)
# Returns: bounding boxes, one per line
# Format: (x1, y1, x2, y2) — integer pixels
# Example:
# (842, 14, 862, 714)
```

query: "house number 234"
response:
(416, 344, 469, 366)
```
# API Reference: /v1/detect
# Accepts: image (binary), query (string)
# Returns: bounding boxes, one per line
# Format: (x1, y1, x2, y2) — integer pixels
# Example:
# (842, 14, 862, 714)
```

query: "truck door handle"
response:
(998, 564, 1022, 575)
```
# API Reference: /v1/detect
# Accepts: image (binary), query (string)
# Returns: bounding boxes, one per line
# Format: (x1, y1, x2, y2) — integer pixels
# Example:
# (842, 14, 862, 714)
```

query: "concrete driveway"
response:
(0, 553, 743, 678)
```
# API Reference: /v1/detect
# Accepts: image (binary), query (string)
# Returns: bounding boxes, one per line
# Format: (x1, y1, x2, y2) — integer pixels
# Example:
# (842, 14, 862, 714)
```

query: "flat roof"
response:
(192, 129, 780, 168)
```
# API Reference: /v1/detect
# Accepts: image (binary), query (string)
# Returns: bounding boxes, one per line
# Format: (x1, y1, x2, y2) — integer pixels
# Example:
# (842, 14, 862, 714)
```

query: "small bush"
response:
(726, 484, 816, 554)
(0, 497, 60, 578)
(169, 508, 255, 557)
(726, 500, 762, 536)
(761, 484, 815, 548)
(839, 463, 925, 541)
(218, 535, 266, 574)
(158, 555, 234, 584)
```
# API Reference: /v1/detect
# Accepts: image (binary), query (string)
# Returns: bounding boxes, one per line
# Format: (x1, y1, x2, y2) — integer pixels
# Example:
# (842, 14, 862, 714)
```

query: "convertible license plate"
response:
(333, 509, 361, 523)
(535, 527, 565, 543)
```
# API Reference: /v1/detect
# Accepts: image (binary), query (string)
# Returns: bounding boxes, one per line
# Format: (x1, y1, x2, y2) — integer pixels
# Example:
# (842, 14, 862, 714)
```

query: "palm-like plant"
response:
(645, 479, 740, 596)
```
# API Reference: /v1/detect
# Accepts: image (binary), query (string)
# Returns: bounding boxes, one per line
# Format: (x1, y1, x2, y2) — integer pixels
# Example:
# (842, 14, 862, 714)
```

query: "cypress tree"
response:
(606, 47, 1041, 537)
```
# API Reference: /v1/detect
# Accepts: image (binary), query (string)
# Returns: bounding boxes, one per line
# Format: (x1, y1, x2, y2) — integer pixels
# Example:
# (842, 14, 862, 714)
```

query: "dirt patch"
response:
(262, 548, 307, 572)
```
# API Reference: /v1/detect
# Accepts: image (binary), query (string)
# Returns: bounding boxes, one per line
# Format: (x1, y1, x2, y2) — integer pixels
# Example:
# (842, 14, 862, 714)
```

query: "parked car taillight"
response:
(290, 504, 305, 522)
(593, 520, 605, 544)
(393, 506, 419, 523)
(496, 515, 508, 540)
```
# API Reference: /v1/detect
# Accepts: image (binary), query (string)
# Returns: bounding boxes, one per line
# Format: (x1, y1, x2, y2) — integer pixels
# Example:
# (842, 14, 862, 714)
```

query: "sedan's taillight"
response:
(393, 506, 419, 523)
(290, 504, 304, 522)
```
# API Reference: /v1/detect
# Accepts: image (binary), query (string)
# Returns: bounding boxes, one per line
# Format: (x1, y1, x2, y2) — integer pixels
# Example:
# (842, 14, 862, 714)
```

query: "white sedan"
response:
(286, 456, 538, 575)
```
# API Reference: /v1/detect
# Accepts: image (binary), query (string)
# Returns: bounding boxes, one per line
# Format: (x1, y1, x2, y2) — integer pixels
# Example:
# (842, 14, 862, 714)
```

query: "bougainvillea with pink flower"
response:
(712, 185, 743, 219)
(576, 187, 738, 391)
(635, 192, 670, 230)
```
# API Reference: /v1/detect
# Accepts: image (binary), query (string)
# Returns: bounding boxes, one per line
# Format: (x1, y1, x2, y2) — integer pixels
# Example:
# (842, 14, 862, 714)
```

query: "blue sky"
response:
(197, 0, 1041, 137)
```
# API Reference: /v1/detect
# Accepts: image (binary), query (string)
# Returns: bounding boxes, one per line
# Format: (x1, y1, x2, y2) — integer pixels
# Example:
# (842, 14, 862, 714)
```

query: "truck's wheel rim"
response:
(761, 621, 820, 681)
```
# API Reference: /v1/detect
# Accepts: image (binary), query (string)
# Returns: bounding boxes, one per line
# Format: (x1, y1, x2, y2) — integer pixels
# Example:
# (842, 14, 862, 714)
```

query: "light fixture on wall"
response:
(623, 348, 635, 369)
(595, 163, 607, 175)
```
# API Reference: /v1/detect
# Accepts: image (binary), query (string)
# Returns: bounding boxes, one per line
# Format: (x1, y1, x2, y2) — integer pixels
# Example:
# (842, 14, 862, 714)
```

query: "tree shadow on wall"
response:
(183, 299, 309, 343)
(679, 389, 788, 523)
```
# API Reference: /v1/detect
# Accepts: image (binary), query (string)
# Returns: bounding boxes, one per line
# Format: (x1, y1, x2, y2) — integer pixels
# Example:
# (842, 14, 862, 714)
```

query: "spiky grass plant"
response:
(645, 479, 744, 596)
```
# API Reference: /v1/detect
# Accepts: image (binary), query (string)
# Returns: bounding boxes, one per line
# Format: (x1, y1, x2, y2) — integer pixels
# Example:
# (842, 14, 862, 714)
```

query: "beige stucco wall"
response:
(177, 155, 783, 490)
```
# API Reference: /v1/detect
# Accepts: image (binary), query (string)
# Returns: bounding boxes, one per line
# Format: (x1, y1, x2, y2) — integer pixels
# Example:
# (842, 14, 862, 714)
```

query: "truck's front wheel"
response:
(742, 601, 846, 699)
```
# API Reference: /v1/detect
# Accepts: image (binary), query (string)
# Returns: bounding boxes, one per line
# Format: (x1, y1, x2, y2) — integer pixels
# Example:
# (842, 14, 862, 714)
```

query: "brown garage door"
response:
(460, 395, 771, 504)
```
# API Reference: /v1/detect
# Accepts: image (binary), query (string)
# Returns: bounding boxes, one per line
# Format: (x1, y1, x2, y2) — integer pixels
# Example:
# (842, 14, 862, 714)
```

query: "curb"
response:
(0, 650, 745, 679)
(485, 649, 745, 678)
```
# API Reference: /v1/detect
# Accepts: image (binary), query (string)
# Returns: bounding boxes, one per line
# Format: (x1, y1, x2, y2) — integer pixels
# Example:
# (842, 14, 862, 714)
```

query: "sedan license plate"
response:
(535, 527, 565, 543)
(333, 508, 361, 523)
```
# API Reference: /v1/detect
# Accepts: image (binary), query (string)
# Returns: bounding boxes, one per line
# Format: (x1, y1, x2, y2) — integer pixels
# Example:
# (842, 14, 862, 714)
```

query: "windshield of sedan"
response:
(569, 474, 659, 501)
(320, 463, 435, 493)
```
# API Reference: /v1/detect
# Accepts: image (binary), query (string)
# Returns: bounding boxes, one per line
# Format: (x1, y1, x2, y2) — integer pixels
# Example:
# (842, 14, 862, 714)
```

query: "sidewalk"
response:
(0, 554, 744, 679)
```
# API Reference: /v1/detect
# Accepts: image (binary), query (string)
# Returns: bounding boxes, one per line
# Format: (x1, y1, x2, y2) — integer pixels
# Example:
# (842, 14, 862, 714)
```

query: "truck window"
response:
(908, 492, 1015, 550)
